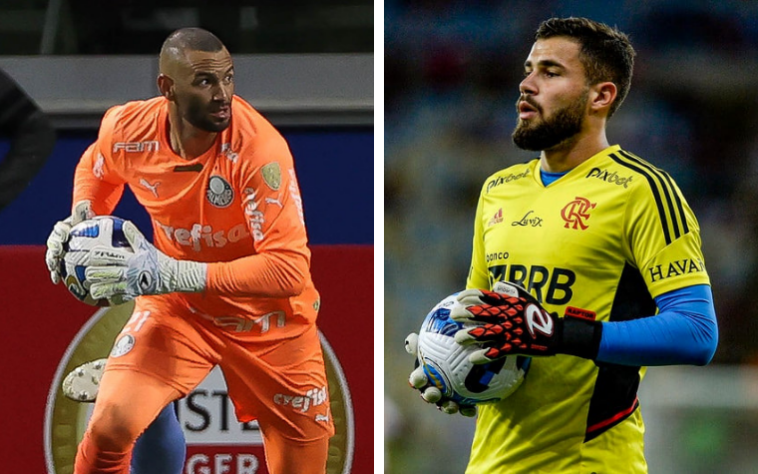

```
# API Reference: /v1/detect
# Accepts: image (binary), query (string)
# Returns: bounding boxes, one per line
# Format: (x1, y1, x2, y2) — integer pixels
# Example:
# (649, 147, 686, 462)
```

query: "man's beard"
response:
(180, 97, 231, 133)
(512, 93, 588, 151)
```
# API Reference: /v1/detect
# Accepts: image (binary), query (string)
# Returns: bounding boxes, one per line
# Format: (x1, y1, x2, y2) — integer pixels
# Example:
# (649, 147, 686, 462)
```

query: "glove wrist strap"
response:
(558, 317, 603, 360)
(162, 258, 207, 293)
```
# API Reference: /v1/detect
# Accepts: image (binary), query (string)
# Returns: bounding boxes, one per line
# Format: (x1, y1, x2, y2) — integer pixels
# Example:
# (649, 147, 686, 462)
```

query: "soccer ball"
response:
(415, 292, 531, 405)
(61, 216, 131, 306)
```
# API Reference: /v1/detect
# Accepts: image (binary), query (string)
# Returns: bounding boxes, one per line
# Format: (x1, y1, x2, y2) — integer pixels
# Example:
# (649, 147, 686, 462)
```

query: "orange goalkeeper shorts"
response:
(104, 295, 334, 443)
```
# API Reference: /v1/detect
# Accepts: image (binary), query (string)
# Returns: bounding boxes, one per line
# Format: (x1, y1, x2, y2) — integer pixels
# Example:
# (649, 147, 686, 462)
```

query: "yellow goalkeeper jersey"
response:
(465, 145, 710, 474)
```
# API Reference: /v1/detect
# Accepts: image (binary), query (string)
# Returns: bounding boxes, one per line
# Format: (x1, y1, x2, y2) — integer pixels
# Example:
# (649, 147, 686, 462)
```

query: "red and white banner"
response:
(0, 245, 373, 474)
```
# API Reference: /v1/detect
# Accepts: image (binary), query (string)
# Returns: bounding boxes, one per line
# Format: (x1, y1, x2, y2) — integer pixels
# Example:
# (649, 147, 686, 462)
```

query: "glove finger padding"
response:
(404, 332, 419, 357)
(45, 219, 73, 283)
(451, 282, 560, 362)
(122, 220, 149, 252)
(90, 281, 129, 301)
(450, 288, 526, 325)
(455, 334, 521, 365)
(405, 332, 477, 417)
(86, 265, 127, 284)
(45, 201, 94, 285)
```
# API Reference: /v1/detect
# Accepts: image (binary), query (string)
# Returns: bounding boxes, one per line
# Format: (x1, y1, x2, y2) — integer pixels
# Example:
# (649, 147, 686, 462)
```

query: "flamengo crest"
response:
(560, 196, 596, 230)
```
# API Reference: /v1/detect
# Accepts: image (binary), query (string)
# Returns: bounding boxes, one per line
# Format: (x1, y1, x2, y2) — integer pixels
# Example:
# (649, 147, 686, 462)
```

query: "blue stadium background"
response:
(0, 128, 373, 245)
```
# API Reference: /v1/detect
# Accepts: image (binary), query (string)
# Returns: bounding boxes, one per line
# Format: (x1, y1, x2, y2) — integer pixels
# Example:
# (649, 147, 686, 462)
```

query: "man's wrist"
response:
(558, 317, 603, 359)
(162, 257, 207, 293)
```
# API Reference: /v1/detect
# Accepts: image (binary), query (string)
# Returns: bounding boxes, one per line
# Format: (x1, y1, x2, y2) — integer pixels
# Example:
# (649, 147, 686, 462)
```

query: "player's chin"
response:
(204, 117, 231, 132)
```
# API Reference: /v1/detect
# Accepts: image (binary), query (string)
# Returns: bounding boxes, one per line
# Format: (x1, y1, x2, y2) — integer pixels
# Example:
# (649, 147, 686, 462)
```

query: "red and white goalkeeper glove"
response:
(451, 281, 602, 363)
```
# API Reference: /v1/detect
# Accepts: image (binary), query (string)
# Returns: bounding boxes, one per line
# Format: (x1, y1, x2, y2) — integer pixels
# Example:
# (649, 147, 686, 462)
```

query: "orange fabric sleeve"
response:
(206, 133, 312, 298)
(72, 107, 126, 215)
(73, 143, 124, 215)
(206, 250, 309, 298)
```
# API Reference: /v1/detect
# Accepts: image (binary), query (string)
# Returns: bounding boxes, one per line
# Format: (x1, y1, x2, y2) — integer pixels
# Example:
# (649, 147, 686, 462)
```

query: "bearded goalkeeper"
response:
(407, 17, 717, 474)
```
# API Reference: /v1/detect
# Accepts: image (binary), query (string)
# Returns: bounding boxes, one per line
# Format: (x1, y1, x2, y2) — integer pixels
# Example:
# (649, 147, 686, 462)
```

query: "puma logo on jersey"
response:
(220, 143, 239, 163)
(139, 178, 161, 197)
(316, 414, 330, 423)
(525, 303, 554, 338)
(113, 141, 159, 153)
(265, 197, 283, 207)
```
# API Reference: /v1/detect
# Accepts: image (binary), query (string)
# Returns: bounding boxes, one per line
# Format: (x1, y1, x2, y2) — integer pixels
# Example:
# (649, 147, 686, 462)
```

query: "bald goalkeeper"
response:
(45, 28, 334, 474)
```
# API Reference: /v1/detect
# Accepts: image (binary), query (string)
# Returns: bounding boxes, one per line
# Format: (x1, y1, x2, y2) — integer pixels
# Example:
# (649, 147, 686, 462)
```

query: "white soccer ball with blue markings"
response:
(61, 216, 132, 307)
(416, 292, 531, 405)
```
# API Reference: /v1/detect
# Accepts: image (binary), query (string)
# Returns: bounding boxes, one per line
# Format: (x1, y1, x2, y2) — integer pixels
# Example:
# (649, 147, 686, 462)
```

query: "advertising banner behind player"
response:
(45, 304, 353, 474)
(0, 245, 372, 474)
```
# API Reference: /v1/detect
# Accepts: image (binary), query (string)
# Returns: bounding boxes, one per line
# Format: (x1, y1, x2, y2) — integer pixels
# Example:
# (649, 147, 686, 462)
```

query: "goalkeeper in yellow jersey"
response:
(406, 17, 718, 474)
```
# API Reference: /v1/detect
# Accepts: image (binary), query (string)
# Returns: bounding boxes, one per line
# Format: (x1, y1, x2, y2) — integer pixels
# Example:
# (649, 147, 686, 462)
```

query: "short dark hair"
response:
(535, 17, 635, 118)
(161, 27, 224, 55)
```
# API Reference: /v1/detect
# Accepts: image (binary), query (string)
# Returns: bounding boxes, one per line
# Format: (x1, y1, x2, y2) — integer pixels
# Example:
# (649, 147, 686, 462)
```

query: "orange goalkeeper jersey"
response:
(73, 95, 320, 340)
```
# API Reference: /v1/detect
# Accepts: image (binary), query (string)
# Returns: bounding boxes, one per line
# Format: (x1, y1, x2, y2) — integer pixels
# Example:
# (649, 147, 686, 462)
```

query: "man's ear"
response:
(589, 82, 617, 115)
(157, 74, 175, 101)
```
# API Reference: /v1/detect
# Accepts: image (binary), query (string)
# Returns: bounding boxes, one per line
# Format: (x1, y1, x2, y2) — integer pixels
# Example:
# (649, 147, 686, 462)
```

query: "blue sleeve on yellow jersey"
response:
(596, 284, 717, 366)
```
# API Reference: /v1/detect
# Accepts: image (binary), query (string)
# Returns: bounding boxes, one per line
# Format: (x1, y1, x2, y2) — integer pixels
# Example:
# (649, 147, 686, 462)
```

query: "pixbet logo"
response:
(560, 196, 596, 230)
(586, 167, 633, 188)
(273, 386, 328, 413)
(486, 169, 531, 193)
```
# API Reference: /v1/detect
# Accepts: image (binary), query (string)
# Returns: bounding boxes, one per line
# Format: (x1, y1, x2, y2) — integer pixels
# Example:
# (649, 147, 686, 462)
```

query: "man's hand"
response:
(84, 219, 207, 304)
(405, 332, 477, 417)
(45, 201, 93, 284)
(452, 281, 602, 363)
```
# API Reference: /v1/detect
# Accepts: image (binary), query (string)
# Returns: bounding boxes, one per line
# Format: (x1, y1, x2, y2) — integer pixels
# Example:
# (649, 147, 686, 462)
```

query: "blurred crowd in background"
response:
(0, 0, 373, 55)
(385, 1, 758, 472)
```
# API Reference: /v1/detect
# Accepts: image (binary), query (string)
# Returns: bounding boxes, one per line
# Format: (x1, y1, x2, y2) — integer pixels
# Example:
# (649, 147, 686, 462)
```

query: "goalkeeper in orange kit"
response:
(46, 27, 333, 474)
